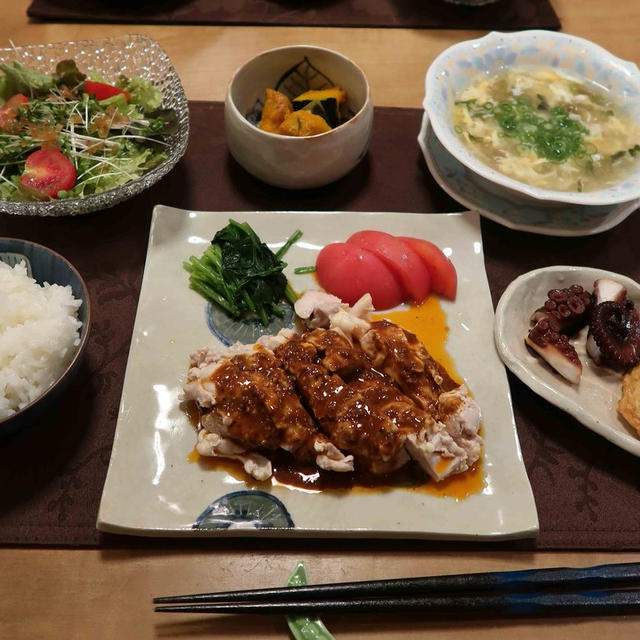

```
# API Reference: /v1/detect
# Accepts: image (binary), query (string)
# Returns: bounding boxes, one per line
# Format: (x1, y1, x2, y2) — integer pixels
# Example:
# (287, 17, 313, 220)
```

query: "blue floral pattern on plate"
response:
(205, 300, 295, 346)
(194, 490, 294, 530)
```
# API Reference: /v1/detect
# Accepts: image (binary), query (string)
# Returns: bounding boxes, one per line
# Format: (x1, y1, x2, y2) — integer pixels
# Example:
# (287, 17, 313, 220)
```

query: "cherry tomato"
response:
(84, 80, 131, 102)
(19, 149, 77, 199)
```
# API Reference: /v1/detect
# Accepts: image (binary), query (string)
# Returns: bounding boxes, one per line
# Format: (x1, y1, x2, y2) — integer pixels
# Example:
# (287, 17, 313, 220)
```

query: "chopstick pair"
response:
(154, 561, 640, 616)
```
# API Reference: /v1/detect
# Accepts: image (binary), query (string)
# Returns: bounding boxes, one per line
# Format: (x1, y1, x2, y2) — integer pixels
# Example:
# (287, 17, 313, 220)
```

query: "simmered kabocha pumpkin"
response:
(257, 86, 347, 136)
(258, 88, 294, 133)
(278, 110, 331, 136)
(292, 86, 346, 129)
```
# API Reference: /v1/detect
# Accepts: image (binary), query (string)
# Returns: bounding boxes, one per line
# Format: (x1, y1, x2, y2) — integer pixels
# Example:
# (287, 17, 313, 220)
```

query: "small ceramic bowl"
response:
(225, 45, 373, 189)
(425, 30, 640, 206)
(0, 239, 91, 439)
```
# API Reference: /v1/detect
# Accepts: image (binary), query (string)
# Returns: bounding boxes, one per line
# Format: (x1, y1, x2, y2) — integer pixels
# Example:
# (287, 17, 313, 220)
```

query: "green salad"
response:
(0, 59, 175, 201)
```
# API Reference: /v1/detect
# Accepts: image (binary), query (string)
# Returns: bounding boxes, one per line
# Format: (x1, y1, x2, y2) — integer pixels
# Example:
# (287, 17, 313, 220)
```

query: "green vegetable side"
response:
(184, 220, 301, 326)
(0, 60, 173, 201)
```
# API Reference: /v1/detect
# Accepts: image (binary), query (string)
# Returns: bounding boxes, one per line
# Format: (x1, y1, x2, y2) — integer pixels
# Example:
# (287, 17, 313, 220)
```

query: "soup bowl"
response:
(425, 30, 640, 206)
(225, 45, 373, 189)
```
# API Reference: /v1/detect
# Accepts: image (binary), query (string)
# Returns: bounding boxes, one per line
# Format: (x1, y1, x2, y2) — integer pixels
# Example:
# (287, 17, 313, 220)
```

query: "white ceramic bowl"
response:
(225, 45, 373, 189)
(425, 30, 640, 206)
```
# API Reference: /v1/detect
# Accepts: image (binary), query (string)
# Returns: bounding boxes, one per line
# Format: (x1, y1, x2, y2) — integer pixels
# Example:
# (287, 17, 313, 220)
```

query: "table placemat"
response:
(1, 102, 639, 549)
(27, 0, 561, 30)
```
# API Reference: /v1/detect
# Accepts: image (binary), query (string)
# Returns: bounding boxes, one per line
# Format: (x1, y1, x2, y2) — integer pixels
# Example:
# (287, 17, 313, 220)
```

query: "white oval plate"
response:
(495, 266, 640, 457)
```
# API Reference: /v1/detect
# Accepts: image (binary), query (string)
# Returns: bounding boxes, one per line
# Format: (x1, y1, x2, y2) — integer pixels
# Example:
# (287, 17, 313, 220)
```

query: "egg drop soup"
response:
(452, 68, 640, 192)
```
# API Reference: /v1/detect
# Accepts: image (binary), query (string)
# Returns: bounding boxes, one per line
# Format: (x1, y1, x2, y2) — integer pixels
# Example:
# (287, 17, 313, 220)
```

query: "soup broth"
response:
(452, 68, 640, 192)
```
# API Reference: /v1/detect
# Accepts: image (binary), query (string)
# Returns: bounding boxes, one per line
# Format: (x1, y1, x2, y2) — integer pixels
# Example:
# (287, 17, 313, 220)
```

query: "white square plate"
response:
(97, 206, 538, 540)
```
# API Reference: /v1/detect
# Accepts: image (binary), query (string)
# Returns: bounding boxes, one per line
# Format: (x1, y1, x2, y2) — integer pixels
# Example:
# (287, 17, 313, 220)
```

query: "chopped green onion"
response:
(456, 96, 591, 164)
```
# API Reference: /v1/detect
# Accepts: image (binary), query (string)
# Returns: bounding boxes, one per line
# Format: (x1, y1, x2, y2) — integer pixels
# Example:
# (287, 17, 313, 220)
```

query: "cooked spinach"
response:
(184, 219, 300, 326)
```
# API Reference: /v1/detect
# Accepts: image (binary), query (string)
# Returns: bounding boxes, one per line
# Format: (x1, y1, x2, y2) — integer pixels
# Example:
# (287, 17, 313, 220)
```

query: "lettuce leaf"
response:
(88, 69, 107, 83)
(117, 76, 163, 112)
(55, 60, 86, 88)
(59, 145, 166, 198)
(0, 61, 56, 98)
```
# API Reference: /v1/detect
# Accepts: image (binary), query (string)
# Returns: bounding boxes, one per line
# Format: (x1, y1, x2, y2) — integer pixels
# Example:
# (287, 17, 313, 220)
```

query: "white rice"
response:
(0, 260, 83, 419)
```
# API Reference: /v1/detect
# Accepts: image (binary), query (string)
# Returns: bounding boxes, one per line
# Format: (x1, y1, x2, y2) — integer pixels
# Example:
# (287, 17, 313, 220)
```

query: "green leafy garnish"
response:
(610, 144, 640, 163)
(457, 96, 591, 164)
(55, 60, 86, 89)
(183, 220, 300, 326)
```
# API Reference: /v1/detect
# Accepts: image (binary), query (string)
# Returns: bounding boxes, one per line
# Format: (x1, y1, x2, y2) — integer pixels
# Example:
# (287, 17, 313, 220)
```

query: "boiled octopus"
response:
(525, 278, 640, 384)
(525, 317, 582, 384)
(589, 300, 640, 370)
(531, 284, 593, 333)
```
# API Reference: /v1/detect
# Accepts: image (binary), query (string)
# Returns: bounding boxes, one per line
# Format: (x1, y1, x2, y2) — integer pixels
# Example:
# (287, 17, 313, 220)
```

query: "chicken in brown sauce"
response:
(183, 291, 482, 484)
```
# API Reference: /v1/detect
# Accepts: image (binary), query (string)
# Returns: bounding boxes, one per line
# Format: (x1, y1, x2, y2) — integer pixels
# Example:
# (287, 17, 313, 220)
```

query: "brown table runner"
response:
(27, 0, 560, 30)
(1, 102, 639, 549)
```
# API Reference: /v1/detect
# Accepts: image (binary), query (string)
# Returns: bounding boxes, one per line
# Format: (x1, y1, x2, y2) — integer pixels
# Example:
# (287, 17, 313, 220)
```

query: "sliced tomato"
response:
(19, 149, 77, 199)
(316, 242, 404, 310)
(84, 80, 131, 102)
(398, 237, 457, 300)
(0, 94, 29, 130)
(346, 230, 431, 304)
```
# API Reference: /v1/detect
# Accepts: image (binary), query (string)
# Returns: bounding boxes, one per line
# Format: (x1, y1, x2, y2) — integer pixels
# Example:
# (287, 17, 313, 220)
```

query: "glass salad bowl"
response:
(0, 35, 189, 217)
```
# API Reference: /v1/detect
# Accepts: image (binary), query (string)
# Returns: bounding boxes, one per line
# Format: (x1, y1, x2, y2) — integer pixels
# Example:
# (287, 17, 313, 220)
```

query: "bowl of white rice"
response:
(0, 238, 90, 438)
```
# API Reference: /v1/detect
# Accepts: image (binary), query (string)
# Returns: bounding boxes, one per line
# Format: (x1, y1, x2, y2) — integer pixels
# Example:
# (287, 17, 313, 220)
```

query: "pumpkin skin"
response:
(293, 87, 346, 129)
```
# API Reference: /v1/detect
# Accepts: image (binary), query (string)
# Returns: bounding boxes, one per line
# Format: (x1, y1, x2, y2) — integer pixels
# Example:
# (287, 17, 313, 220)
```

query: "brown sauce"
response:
(189, 445, 484, 500)
(186, 296, 485, 500)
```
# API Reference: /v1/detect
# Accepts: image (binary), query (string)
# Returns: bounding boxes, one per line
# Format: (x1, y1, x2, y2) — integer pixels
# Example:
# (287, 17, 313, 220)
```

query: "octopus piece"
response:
(589, 300, 640, 370)
(593, 278, 627, 305)
(586, 279, 628, 365)
(525, 318, 582, 384)
(531, 284, 593, 334)
(184, 344, 353, 479)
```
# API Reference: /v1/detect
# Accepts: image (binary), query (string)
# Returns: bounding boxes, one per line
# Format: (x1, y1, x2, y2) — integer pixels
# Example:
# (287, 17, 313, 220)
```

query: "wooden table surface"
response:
(2, 1, 640, 638)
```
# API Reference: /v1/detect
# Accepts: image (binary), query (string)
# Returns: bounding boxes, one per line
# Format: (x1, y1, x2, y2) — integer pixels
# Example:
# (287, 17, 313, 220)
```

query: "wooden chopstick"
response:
(154, 589, 640, 616)
(153, 561, 640, 605)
